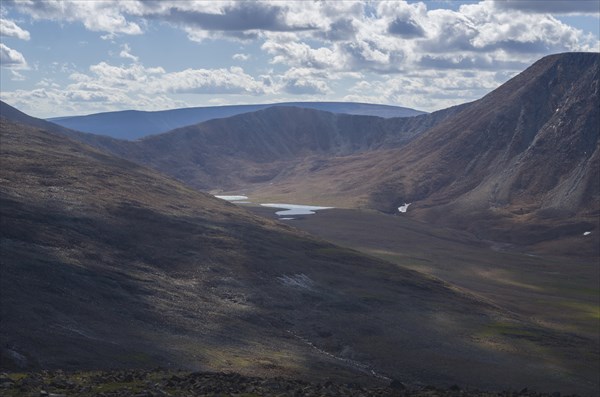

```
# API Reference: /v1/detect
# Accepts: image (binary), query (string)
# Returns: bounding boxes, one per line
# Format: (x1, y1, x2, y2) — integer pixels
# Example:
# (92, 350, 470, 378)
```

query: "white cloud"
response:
(1, 60, 272, 117)
(10, 0, 142, 35)
(279, 68, 332, 95)
(491, 0, 600, 16)
(232, 53, 250, 61)
(0, 18, 30, 40)
(119, 44, 139, 62)
(155, 66, 268, 95)
(2, 1, 598, 114)
(262, 38, 343, 69)
(6, 1, 597, 68)
(344, 69, 508, 111)
(10, 69, 25, 80)
(0, 43, 27, 68)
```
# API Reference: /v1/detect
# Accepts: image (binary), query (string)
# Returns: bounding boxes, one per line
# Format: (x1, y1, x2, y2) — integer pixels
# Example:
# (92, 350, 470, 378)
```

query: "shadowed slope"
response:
(1, 115, 597, 394)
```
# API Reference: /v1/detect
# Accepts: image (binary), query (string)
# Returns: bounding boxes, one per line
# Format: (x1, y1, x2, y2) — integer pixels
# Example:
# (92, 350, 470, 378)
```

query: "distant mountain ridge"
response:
(47, 102, 426, 140)
(46, 104, 464, 192)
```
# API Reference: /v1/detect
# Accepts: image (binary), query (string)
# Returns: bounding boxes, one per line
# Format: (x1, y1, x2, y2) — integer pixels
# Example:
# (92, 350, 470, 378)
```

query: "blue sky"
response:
(1, 0, 598, 118)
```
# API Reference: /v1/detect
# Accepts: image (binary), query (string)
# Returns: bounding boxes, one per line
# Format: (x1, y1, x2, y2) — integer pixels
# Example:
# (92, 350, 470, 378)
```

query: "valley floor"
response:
(246, 206, 600, 396)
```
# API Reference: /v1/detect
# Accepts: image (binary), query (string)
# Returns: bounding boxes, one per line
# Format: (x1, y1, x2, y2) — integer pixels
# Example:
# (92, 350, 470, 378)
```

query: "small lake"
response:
(215, 195, 248, 201)
(260, 203, 334, 216)
(214, 195, 333, 219)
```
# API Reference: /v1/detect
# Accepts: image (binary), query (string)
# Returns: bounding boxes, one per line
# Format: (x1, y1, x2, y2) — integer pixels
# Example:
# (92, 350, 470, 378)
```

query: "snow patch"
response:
(583, 231, 592, 236)
(398, 203, 411, 213)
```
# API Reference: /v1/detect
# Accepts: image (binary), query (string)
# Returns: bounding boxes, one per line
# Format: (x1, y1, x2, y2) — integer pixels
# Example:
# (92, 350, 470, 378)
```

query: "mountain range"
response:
(31, 52, 598, 255)
(48, 102, 426, 140)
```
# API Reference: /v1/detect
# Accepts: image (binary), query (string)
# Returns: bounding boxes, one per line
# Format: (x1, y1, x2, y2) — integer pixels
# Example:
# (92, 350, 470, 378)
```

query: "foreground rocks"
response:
(0, 369, 578, 397)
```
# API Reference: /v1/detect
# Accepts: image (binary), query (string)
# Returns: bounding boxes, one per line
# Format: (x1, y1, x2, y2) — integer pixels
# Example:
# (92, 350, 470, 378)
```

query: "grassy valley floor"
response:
(246, 206, 600, 396)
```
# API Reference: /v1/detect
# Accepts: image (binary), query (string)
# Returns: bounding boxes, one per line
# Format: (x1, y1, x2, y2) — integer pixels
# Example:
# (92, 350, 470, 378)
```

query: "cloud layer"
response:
(2, 0, 599, 116)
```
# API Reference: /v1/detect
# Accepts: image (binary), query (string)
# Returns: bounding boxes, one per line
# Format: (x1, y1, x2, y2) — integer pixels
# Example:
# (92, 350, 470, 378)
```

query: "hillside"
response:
(1, 112, 598, 394)
(47, 102, 426, 140)
(369, 52, 600, 252)
(252, 53, 600, 254)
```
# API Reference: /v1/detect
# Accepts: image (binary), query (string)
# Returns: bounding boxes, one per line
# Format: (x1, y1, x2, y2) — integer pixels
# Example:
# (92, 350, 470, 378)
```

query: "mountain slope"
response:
(0, 100, 75, 136)
(47, 102, 426, 140)
(1, 112, 597, 393)
(253, 53, 599, 253)
(369, 52, 599, 249)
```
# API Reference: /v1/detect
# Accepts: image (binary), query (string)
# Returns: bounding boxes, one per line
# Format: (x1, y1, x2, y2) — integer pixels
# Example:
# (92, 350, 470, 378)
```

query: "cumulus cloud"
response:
(5, 1, 597, 67)
(344, 69, 505, 111)
(492, 0, 600, 15)
(2, 60, 272, 117)
(262, 38, 343, 70)
(388, 17, 425, 38)
(8, 0, 142, 35)
(119, 44, 139, 62)
(2, 0, 599, 114)
(232, 53, 250, 61)
(279, 68, 332, 95)
(0, 43, 27, 68)
(163, 2, 315, 33)
(0, 18, 30, 40)
(156, 66, 267, 95)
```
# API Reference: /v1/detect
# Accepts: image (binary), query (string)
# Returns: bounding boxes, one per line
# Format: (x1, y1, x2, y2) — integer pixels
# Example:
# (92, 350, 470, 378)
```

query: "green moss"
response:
(5, 373, 27, 381)
(479, 321, 538, 339)
(559, 301, 600, 320)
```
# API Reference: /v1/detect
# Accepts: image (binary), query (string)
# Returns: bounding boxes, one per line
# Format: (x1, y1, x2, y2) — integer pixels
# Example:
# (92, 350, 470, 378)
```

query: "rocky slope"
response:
(369, 52, 600, 252)
(1, 111, 597, 394)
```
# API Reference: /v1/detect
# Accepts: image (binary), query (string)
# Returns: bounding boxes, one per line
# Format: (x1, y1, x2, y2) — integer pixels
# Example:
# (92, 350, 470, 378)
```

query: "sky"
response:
(1, 0, 599, 118)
